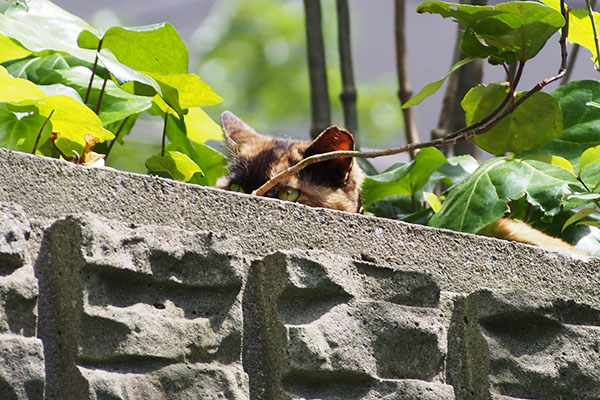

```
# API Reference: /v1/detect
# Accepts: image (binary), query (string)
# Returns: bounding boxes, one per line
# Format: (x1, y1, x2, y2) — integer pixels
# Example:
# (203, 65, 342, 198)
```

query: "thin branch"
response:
(253, 5, 569, 198)
(32, 110, 54, 154)
(104, 116, 131, 162)
(84, 38, 103, 105)
(395, 0, 420, 159)
(337, 0, 359, 144)
(303, 0, 331, 138)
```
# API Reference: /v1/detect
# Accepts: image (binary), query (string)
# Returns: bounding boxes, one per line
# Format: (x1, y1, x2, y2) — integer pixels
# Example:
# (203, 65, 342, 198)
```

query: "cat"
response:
(217, 111, 364, 212)
(218, 111, 584, 255)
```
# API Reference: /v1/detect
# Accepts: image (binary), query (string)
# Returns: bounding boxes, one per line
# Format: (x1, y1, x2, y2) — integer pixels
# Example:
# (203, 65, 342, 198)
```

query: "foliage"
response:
(0, 0, 226, 182)
(364, 1, 600, 256)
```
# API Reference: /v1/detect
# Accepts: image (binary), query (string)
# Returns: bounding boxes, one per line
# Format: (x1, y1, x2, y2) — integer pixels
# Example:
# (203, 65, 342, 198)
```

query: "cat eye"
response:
(229, 183, 245, 193)
(277, 187, 300, 202)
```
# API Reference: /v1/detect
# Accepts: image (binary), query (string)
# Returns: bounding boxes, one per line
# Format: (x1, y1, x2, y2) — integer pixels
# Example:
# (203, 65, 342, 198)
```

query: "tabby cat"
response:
(218, 111, 584, 255)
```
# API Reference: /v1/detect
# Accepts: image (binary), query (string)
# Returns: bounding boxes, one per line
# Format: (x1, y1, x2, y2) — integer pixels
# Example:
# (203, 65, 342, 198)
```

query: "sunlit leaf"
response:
(182, 108, 223, 144)
(0, 65, 46, 102)
(0, 0, 99, 62)
(424, 192, 442, 212)
(145, 150, 203, 182)
(462, 83, 562, 154)
(580, 144, 600, 171)
(418, 1, 564, 61)
(402, 57, 476, 108)
(0, 32, 30, 63)
(526, 155, 575, 176)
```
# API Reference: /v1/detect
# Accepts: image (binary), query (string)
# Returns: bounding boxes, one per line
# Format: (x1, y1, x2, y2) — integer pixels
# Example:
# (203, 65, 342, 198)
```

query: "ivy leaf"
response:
(0, 32, 31, 63)
(429, 158, 579, 233)
(79, 23, 188, 74)
(0, 106, 52, 154)
(0, 0, 99, 62)
(0, 65, 46, 102)
(402, 57, 476, 109)
(362, 148, 448, 206)
(563, 208, 599, 231)
(526, 155, 575, 176)
(521, 80, 600, 170)
(462, 83, 562, 155)
(418, 1, 564, 61)
(180, 108, 223, 144)
(145, 150, 203, 182)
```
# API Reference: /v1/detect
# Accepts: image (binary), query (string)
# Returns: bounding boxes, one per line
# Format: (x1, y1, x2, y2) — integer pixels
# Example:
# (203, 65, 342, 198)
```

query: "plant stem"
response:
(578, 176, 600, 208)
(104, 116, 131, 162)
(161, 110, 169, 157)
(395, 0, 420, 159)
(337, 0, 359, 144)
(84, 38, 103, 106)
(95, 70, 110, 114)
(32, 110, 54, 154)
(303, 0, 331, 139)
(586, 0, 600, 71)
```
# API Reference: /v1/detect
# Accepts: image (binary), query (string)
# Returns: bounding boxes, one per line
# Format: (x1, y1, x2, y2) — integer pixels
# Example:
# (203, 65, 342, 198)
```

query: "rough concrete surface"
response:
(0, 148, 599, 399)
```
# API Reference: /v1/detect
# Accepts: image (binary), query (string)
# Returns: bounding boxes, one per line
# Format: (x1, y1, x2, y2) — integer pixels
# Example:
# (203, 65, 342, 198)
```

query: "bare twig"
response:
(337, 0, 359, 144)
(31, 110, 54, 154)
(303, 0, 331, 138)
(84, 38, 104, 105)
(395, 0, 420, 159)
(253, 4, 569, 198)
(104, 115, 131, 162)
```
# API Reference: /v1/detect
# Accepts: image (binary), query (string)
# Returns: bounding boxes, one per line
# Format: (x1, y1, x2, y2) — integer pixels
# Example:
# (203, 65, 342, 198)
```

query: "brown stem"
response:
(337, 0, 359, 144)
(95, 69, 110, 114)
(84, 38, 104, 105)
(104, 116, 131, 162)
(395, 0, 420, 159)
(32, 109, 54, 154)
(303, 0, 331, 138)
(161, 110, 169, 157)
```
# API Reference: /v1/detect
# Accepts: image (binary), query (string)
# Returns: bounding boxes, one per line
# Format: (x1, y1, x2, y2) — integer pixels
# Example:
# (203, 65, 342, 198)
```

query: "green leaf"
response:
(402, 57, 476, 109)
(0, 106, 52, 154)
(462, 83, 562, 154)
(522, 80, 600, 170)
(145, 150, 203, 182)
(526, 155, 575, 176)
(424, 192, 442, 212)
(429, 158, 579, 233)
(436, 154, 480, 186)
(580, 144, 600, 171)
(147, 72, 224, 116)
(563, 208, 599, 231)
(0, 65, 46, 102)
(581, 162, 600, 190)
(181, 108, 223, 144)
(97, 51, 161, 97)
(80, 23, 189, 74)
(417, 1, 564, 61)
(0, 32, 30, 63)
(362, 148, 448, 206)
(0, 0, 100, 62)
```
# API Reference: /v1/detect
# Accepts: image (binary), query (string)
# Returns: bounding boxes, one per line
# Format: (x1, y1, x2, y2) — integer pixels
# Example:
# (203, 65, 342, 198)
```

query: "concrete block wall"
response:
(0, 148, 599, 399)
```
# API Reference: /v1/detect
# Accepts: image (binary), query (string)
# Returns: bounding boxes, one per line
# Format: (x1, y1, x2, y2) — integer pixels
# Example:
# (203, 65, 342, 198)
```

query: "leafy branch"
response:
(254, 1, 570, 197)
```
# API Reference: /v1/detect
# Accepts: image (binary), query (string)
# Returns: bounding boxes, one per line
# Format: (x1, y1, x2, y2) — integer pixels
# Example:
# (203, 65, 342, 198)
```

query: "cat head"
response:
(217, 111, 364, 212)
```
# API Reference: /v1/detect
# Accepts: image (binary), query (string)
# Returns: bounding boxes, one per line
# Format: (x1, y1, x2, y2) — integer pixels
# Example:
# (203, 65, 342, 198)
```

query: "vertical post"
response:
(337, 0, 359, 145)
(395, 0, 420, 159)
(303, 0, 331, 139)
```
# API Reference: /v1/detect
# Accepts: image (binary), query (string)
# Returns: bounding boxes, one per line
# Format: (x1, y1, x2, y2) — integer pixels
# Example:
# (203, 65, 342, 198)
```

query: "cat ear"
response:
(303, 126, 355, 185)
(221, 111, 268, 152)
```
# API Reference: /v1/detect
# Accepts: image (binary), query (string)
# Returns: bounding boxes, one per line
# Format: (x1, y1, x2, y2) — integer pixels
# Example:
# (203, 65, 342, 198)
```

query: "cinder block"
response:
(449, 288, 600, 400)
(244, 250, 454, 399)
